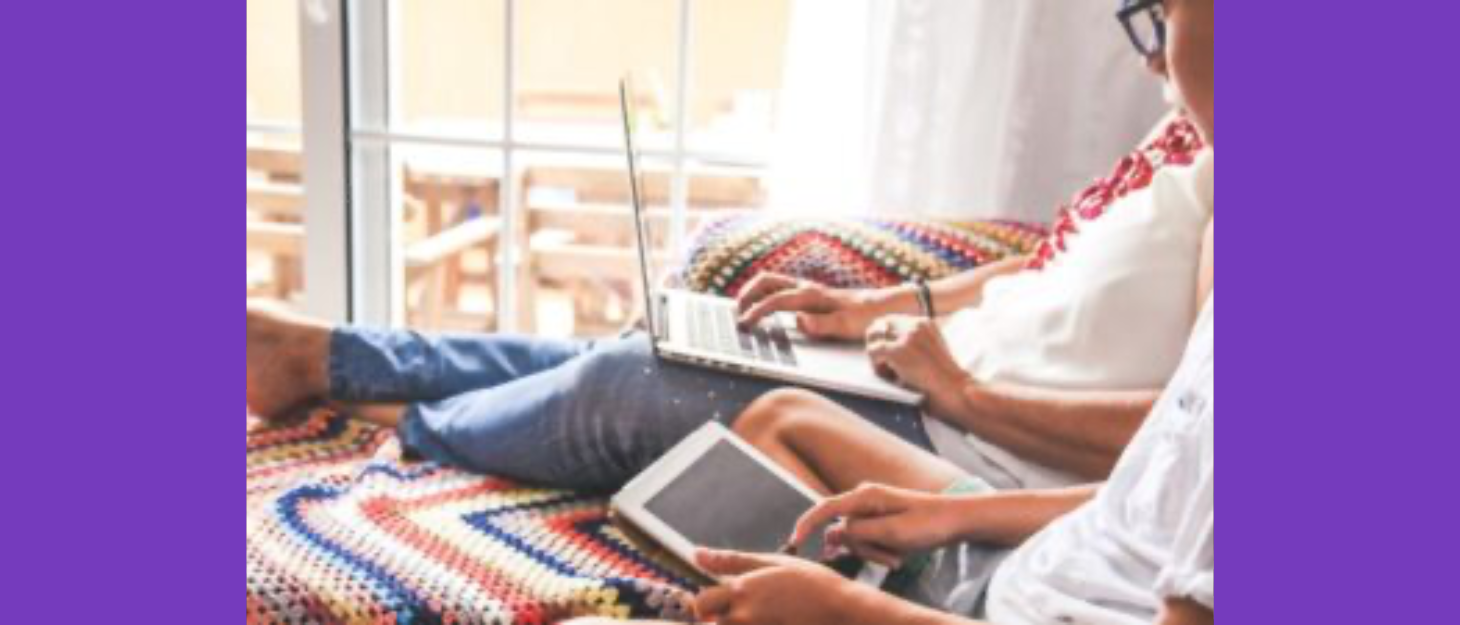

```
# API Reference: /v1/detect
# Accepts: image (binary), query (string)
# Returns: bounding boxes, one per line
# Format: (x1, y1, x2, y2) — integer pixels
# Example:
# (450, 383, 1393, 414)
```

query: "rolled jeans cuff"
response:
(395, 404, 468, 468)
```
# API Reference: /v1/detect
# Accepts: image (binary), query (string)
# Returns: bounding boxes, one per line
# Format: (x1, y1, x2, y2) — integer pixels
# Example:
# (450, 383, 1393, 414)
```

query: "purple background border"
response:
(1218, 1, 1460, 622)
(0, 1, 1455, 622)
(0, 2, 236, 621)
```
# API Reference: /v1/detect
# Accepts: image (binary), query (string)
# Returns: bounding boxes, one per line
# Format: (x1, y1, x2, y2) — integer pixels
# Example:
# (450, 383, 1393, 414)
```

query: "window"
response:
(246, 0, 307, 310)
(689, 0, 792, 157)
(251, 0, 792, 335)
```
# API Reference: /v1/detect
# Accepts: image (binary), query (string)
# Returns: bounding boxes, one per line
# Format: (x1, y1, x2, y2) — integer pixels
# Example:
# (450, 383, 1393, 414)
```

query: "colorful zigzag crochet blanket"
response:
(680, 217, 1047, 297)
(247, 412, 701, 624)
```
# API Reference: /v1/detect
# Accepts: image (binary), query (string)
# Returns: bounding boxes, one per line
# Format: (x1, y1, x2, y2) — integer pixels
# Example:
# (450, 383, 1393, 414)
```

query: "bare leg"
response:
(246, 301, 332, 420)
(734, 390, 964, 496)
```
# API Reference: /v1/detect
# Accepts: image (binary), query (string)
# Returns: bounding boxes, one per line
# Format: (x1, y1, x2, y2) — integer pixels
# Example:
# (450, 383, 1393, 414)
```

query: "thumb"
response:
(696, 549, 778, 577)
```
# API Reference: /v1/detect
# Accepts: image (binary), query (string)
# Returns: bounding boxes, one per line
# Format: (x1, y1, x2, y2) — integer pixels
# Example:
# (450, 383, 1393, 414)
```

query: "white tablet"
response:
(612, 422, 825, 580)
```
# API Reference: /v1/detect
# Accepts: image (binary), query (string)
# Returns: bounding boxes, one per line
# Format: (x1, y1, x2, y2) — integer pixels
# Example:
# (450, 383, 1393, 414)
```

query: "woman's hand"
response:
(735, 273, 887, 342)
(693, 549, 870, 625)
(790, 484, 962, 569)
(865, 315, 971, 408)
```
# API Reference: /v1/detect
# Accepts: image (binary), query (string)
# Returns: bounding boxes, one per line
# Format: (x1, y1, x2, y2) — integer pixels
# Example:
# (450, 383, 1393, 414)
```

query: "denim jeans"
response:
(329, 328, 931, 492)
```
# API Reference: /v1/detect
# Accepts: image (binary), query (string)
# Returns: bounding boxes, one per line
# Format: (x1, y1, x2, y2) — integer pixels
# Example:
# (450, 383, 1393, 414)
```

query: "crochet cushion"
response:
(676, 117, 1206, 297)
(679, 216, 1048, 297)
(247, 412, 700, 624)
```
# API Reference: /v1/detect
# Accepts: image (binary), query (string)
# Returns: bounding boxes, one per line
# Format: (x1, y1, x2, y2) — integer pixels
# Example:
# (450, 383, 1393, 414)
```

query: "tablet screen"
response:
(644, 439, 815, 554)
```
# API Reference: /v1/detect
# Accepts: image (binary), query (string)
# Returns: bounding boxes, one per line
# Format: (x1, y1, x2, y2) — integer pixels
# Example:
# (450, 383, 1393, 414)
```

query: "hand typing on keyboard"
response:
(688, 299, 799, 367)
(735, 273, 897, 343)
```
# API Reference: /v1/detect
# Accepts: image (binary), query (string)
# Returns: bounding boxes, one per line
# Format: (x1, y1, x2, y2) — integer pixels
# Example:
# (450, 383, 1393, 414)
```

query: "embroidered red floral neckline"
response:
(1028, 118, 1207, 271)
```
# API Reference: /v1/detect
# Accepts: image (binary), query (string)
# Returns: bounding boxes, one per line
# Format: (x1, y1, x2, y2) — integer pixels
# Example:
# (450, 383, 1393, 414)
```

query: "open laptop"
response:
(619, 79, 922, 406)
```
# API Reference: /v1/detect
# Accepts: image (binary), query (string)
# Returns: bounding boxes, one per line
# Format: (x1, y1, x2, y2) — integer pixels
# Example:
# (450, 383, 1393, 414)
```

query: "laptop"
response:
(618, 78, 922, 406)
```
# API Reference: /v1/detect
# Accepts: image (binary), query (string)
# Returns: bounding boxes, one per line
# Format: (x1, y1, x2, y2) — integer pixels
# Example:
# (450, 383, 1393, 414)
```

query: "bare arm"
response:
(735, 256, 1028, 341)
(863, 256, 1030, 318)
(922, 222, 1208, 480)
(928, 255, 1030, 314)
(927, 381, 1158, 481)
(862, 314, 1157, 481)
(793, 484, 1098, 567)
(1159, 599, 1214, 625)
(944, 485, 1099, 547)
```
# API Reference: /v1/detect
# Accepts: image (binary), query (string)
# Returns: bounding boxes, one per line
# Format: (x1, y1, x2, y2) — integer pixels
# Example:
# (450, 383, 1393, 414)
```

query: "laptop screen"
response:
(620, 77, 661, 342)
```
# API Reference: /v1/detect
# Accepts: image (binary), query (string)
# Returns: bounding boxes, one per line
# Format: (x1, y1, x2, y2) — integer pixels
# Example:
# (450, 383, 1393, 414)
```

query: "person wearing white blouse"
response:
(573, 1, 1215, 623)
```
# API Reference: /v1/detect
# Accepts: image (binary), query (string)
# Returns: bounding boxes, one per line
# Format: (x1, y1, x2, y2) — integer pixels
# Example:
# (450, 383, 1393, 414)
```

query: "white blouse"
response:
(930, 150, 1214, 490)
(986, 298, 1215, 625)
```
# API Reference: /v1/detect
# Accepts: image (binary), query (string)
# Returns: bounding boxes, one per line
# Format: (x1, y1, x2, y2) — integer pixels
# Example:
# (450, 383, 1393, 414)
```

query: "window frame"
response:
(277, 0, 770, 328)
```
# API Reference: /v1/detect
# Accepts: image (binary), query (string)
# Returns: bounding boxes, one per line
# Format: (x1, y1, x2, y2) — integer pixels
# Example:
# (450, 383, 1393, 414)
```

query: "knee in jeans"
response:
(567, 341, 645, 385)
(734, 389, 827, 441)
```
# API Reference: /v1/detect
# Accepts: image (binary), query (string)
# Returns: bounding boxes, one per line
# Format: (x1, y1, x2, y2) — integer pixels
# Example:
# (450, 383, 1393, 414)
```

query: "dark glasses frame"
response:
(1118, 0, 1168, 58)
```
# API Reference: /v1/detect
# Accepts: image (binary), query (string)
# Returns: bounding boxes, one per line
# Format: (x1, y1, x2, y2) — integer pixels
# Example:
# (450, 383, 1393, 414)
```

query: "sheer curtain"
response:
(769, 0, 1167, 222)
(765, 0, 895, 215)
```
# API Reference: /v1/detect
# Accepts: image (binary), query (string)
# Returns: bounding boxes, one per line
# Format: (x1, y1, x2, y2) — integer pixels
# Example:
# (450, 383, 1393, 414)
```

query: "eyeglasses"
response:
(1118, 0, 1167, 58)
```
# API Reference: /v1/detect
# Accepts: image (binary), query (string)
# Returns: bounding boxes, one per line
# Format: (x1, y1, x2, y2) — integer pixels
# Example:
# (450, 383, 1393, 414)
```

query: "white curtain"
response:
(769, 0, 1167, 223)
(765, 0, 895, 215)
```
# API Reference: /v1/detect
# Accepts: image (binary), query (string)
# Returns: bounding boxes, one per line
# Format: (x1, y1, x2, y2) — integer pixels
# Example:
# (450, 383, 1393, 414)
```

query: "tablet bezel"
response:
(611, 421, 825, 580)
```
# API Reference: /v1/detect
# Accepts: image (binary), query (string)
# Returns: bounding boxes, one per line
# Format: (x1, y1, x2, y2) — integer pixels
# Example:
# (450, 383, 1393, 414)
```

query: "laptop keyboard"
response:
(686, 298, 799, 367)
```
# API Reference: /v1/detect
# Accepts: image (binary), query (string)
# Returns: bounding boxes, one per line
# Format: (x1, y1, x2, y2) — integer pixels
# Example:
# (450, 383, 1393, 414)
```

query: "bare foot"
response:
(247, 301, 332, 421)
(338, 403, 408, 429)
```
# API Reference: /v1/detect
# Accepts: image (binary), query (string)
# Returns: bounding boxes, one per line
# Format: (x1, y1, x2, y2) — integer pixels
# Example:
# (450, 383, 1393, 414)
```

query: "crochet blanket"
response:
(680, 218, 1047, 297)
(247, 412, 701, 624)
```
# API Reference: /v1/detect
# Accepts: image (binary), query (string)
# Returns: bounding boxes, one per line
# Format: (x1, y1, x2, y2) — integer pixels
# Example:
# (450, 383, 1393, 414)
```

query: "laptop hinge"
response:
(654, 293, 670, 342)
